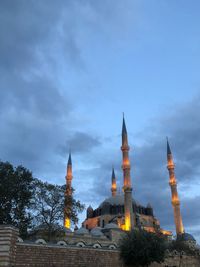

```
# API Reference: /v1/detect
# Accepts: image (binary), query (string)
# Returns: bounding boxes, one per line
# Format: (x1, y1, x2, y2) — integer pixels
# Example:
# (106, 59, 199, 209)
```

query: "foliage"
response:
(31, 179, 64, 234)
(168, 239, 196, 256)
(0, 161, 85, 240)
(0, 161, 34, 237)
(120, 229, 166, 267)
(32, 179, 84, 240)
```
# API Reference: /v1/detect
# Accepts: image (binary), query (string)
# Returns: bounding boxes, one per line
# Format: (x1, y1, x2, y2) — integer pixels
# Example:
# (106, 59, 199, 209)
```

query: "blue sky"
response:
(0, 0, 200, 242)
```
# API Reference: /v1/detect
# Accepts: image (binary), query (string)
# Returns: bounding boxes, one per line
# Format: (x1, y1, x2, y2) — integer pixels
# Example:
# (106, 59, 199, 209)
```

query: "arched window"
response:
(109, 245, 116, 250)
(76, 242, 85, 247)
(93, 243, 101, 249)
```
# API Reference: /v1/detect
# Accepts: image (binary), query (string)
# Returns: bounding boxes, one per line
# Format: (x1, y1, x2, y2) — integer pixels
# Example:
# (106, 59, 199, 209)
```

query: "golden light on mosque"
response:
(65, 218, 70, 229)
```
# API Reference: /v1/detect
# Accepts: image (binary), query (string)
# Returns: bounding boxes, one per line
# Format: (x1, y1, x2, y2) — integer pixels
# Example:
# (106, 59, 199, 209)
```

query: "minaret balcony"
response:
(121, 145, 130, 151)
(171, 199, 180, 206)
(169, 180, 177, 186)
(123, 185, 132, 192)
(167, 164, 175, 170)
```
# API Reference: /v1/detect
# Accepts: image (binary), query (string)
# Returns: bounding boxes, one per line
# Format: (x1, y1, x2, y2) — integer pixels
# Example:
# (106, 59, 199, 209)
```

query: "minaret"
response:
(111, 167, 117, 197)
(121, 115, 134, 231)
(167, 139, 184, 235)
(64, 152, 73, 229)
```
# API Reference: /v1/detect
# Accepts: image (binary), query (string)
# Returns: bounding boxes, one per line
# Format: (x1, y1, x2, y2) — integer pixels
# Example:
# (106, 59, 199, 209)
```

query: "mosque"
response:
(63, 116, 196, 245)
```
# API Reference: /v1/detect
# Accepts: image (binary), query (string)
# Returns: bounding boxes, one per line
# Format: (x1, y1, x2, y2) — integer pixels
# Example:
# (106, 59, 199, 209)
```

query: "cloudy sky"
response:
(1, 0, 200, 242)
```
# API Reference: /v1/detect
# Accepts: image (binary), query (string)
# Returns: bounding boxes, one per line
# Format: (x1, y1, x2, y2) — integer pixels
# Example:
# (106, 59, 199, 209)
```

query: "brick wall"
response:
(15, 244, 200, 267)
(0, 225, 200, 267)
(16, 243, 124, 267)
(0, 225, 18, 267)
(151, 255, 200, 267)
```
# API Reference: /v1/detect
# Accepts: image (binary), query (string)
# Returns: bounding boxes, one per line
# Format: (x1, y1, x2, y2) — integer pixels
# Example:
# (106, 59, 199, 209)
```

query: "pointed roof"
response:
(166, 137, 172, 155)
(111, 167, 116, 181)
(67, 152, 72, 166)
(87, 205, 93, 211)
(122, 113, 127, 136)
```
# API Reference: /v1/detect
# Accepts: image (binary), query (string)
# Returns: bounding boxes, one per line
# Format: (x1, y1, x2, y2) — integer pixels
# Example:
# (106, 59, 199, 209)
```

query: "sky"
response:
(0, 0, 200, 242)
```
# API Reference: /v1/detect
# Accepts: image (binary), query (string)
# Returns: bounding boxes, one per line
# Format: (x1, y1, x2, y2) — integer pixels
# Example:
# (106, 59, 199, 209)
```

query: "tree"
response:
(32, 179, 84, 240)
(168, 239, 196, 256)
(0, 161, 85, 240)
(0, 161, 34, 237)
(167, 239, 199, 267)
(120, 230, 166, 267)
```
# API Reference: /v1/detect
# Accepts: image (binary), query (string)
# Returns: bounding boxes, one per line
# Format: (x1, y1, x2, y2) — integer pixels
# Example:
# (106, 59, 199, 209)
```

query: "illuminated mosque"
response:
(63, 116, 196, 245)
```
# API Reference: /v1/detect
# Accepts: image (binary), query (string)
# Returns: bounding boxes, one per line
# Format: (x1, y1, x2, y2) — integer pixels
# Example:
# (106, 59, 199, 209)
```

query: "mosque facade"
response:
(64, 116, 195, 244)
(82, 116, 171, 236)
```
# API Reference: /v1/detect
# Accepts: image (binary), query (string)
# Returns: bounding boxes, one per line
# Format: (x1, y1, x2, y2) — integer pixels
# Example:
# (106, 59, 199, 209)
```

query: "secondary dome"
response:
(91, 227, 103, 237)
(75, 227, 89, 235)
(177, 233, 196, 242)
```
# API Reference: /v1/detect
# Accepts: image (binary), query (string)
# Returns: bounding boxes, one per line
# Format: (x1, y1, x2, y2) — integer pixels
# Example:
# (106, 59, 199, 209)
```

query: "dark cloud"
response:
(0, 0, 84, 73)
(58, 132, 101, 156)
(0, 0, 134, 74)
(182, 196, 200, 228)
(0, 0, 107, 174)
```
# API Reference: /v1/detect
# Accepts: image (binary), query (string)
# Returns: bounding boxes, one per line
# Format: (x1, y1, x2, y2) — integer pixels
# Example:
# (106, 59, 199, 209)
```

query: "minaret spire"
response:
(167, 137, 172, 155)
(64, 152, 73, 229)
(166, 138, 184, 235)
(111, 167, 117, 197)
(68, 150, 72, 165)
(122, 113, 128, 146)
(121, 115, 134, 231)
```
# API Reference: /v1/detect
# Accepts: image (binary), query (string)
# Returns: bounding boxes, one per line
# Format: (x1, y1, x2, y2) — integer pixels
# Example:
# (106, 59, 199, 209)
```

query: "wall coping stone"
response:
(17, 242, 120, 252)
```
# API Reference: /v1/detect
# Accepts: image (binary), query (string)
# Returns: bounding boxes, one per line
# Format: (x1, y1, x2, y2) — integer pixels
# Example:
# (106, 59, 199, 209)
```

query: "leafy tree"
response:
(120, 230, 166, 267)
(32, 179, 84, 240)
(168, 239, 196, 256)
(0, 161, 34, 237)
(0, 161, 85, 240)
(167, 239, 200, 266)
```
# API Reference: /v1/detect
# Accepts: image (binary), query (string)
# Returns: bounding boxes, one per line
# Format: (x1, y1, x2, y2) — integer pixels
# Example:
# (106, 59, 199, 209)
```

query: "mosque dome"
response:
(91, 227, 103, 237)
(75, 227, 89, 235)
(99, 195, 139, 208)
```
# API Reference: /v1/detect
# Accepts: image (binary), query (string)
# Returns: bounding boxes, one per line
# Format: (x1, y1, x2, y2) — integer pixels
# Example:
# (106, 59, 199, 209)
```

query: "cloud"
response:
(0, 0, 137, 75)
(0, 0, 85, 73)
(0, 0, 108, 175)
(58, 132, 101, 156)
(0, 0, 140, 201)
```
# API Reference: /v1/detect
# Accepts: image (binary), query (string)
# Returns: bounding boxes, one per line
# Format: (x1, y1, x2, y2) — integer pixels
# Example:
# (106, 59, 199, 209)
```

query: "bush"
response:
(120, 230, 166, 267)
(168, 239, 196, 256)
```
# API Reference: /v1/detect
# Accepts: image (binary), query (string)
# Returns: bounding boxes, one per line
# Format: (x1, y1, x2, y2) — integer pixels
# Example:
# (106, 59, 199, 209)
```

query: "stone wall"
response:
(15, 243, 200, 267)
(0, 225, 18, 267)
(0, 225, 200, 267)
(16, 243, 123, 267)
(151, 255, 200, 267)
